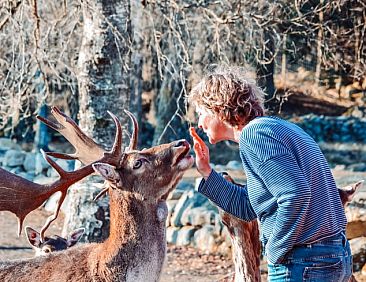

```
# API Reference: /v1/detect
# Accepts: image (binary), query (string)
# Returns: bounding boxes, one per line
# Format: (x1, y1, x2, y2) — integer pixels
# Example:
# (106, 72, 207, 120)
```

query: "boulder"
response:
(3, 149, 26, 167)
(180, 206, 217, 227)
(170, 190, 209, 227)
(0, 138, 21, 151)
(35, 152, 51, 174)
(47, 159, 70, 177)
(176, 226, 197, 246)
(23, 153, 36, 172)
(226, 160, 242, 171)
(345, 205, 366, 239)
(350, 237, 366, 271)
(166, 226, 180, 244)
(166, 200, 179, 227)
(192, 225, 218, 253)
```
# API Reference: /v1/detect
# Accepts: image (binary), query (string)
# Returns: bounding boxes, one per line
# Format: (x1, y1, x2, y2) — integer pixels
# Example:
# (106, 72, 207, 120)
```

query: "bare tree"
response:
(63, 0, 131, 241)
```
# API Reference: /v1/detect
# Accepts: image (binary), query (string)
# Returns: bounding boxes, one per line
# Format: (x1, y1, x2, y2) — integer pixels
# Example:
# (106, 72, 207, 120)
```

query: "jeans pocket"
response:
(303, 259, 343, 282)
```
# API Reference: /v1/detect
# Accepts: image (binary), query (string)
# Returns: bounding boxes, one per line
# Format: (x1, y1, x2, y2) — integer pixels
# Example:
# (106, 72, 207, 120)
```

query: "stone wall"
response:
(292, 115, 366, 143)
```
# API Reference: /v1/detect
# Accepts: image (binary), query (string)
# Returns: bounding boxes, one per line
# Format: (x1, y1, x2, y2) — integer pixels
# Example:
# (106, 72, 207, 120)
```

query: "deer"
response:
(0, 106, 194, 282)
(217, 172, 363, 282)
(25, 226, 84, 257)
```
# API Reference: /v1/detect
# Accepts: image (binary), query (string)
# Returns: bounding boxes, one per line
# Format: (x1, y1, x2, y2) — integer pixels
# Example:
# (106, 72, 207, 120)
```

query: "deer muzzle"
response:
(172, 139, 194, 170)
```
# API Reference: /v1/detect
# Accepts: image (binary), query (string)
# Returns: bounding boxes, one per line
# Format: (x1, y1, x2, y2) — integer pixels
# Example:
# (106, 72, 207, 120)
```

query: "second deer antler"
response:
(0, 107, 124, 241)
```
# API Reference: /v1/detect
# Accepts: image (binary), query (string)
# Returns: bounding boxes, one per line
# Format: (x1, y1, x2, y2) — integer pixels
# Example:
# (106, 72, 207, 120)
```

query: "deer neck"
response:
(228, 220, 261, 282)
(93, 190, 167, 280)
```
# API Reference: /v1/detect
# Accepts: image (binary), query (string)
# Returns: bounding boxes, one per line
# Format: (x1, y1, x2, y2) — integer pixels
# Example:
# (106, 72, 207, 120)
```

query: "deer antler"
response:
(124, 109, 139, 152)
(0, 107, 123, 241)
(37, 106, 105, 164)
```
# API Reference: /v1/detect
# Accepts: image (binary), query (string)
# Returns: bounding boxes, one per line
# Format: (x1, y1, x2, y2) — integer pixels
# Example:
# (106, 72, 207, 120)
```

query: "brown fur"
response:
(0, 140, 193, 282)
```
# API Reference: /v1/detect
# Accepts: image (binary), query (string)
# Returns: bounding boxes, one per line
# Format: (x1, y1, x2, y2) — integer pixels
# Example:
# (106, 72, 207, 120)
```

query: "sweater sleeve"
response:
(198, 170, 257, 221)
(258, 153, 311, 264)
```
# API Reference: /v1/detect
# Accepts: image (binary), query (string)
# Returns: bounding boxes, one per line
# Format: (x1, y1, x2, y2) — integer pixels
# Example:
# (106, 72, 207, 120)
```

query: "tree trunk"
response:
(130, 0, 144, 138)
(63, 0, 131, 242)
(315, 0, 324, 86)
(256, 29, 276, 105)
(77, 0, 131, 148)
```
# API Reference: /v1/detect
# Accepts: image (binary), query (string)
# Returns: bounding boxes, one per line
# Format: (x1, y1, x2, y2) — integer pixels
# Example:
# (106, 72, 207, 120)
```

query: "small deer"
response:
(25, 226, 84, 256)
(218, 172, 363, 282)
(0, 107, 194, 282)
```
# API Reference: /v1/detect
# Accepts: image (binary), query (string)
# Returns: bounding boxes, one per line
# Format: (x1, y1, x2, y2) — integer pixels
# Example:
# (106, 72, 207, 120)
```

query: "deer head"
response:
(25, 226, 84, 256)
(92, 139, 193, 201)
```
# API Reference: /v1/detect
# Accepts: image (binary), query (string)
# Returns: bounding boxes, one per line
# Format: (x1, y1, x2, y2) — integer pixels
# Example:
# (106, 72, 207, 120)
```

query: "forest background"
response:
(0, 0, 365, 155)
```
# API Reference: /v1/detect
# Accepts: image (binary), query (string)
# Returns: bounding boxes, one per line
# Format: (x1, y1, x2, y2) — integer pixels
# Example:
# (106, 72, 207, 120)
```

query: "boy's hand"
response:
(189, 127, 212, 179)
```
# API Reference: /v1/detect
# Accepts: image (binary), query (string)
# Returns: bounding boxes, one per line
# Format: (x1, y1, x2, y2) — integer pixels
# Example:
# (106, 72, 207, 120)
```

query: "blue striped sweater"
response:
(198, 116, 347, 264)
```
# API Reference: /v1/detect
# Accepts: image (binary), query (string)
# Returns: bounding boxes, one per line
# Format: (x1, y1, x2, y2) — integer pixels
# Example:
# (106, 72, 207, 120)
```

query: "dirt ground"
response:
(1, 168, 366, 281)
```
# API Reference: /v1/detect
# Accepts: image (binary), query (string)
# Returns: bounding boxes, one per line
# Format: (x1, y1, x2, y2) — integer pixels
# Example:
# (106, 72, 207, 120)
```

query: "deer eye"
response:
(133, 160, 143, 169)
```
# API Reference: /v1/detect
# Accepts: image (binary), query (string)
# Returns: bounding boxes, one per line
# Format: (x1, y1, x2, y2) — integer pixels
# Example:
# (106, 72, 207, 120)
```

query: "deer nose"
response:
(174, 140, 187, 147)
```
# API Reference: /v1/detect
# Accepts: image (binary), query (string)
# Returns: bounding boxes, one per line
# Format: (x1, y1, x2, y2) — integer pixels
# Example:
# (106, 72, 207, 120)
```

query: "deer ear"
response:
(92, 163, 121, 182)
(347, 180, 364, 202)
(66, 228, 85, 247)
(25, 226, 41, 248)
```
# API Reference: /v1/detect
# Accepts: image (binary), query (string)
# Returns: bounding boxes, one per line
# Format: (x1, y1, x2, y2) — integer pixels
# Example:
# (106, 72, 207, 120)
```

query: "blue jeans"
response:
(267, 232, 353, 282)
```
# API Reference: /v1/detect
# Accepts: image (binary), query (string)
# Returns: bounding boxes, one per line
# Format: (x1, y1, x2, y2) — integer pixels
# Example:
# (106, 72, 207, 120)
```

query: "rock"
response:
(226, 160, 242, 171)
(217, 240, 232, 256)
(333, 164, 346, 171)
(23, 153, 36, 172)
(44, 191, 70, 213)
(17, 172, 34, 181)
(345, 205, 366, 239)
(192, 225, 218, 253)
(194, 177, 203, 191)
(166, 200, 179, 227)
(0, 138, 21, 151)
(9, 166, 24, 174)
(214, 213, 224, 235)
(167, 227, 180, 244)
(348, 163, 366, 172)
(3, 149, 26, 167)
(350, 237, 366, 271)
(167, 181, 194, 200)
(33, 174, 56, 185)
(176, 226, 197, 246)
(214, 164, 226, 172)
(180, 206, 217, 227)
(170, 190, 209, 227)
(167, 189, 185, 201)
(176, 180, 194, 191)
(35, 152, 51, 174)
(47, 159, 70, 177)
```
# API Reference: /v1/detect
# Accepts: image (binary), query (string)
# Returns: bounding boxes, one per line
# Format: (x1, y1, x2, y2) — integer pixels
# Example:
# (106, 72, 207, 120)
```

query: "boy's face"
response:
(196, 107, 231, 144)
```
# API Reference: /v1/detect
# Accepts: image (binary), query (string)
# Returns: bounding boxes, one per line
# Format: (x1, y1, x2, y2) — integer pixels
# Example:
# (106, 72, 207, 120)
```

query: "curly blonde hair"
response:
(187, 65, 265, 127)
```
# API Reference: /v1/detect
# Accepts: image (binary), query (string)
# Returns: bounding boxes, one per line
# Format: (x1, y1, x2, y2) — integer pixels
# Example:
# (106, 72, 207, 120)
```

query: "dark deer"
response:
(0, 106, 194, 282)
(25, 226, 84, 256)
(218, 172, 363, 282)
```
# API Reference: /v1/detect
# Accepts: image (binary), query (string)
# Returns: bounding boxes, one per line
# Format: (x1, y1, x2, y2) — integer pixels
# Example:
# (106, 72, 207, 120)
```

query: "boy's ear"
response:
(25, 226, 41, 248)
(66, 228, 85, 247)
(92, 163, 120, 182)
